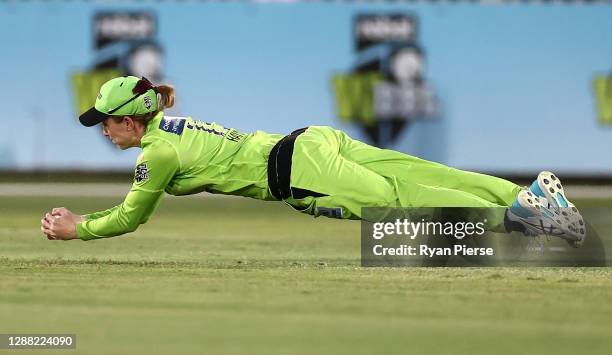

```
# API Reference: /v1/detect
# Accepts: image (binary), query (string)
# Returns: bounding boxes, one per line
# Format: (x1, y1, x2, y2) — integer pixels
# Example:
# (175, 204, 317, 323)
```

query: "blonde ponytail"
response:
(155, 84, 176, 110)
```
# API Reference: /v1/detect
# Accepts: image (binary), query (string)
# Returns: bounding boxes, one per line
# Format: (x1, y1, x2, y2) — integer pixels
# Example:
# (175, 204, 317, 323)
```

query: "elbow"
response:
(118, 218, 142, 234)
(124, 219, 142, 233)
(116, 205, 150, 234)
(125, 216, 151, 233)
(125, 224, 139, 233)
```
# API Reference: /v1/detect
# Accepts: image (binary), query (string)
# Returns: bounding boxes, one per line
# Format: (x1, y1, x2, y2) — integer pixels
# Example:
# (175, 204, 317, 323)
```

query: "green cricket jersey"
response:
(75, 112, 522, 240)
(76, 112, 283, 240)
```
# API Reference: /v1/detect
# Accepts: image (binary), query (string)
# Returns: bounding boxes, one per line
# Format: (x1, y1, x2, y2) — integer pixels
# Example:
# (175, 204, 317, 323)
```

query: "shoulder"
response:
(140, 139, 178, 165)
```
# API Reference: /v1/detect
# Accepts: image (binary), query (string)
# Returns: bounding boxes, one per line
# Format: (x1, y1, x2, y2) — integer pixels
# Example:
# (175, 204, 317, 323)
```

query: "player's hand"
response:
(41, 212, 77, 240)
(51, 207, 85, 225)
(40, 208, 84, 241)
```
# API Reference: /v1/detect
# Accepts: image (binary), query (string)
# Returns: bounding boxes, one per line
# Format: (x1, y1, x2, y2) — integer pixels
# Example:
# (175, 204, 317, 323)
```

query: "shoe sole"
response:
(530, 171, 586, 245)
(508, 190, 565, 237)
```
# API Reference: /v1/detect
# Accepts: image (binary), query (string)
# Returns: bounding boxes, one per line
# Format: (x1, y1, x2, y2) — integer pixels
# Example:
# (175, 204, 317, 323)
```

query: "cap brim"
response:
(79, 107, 108, 127)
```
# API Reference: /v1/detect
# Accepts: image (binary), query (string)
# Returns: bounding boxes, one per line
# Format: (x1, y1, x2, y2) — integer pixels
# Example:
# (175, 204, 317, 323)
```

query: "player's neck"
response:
(134, 122, 147, 148)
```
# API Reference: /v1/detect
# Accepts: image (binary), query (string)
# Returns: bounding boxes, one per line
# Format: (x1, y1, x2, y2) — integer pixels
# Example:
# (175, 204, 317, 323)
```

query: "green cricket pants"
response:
(267, 126, 522, 230)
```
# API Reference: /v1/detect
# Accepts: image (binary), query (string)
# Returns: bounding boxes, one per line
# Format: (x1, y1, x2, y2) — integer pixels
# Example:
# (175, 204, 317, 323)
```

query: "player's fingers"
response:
(52, 207, 67, 216)
(46, 213, 63, 226)
(40, 227, 55, 237)
(41, 217, 51, 229)
(41, 227, 56, 240)
(42, 213, 56, 224)
(42, 228, 56, 240)
(44, 216, 57, 232)
(47, 228, 57, 238)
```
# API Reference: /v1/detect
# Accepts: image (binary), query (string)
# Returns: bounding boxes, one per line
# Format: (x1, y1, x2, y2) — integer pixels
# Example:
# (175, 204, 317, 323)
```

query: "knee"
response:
(363, 182, 398, 208)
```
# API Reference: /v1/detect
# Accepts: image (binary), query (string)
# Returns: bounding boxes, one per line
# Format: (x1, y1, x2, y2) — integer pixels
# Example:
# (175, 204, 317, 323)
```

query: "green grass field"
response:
(1, 195, 612, 355)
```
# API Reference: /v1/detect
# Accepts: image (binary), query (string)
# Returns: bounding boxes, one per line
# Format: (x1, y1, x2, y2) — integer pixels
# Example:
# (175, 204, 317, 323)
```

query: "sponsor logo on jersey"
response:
(134, 162, 149, 183)
(159, 117, 186, 135)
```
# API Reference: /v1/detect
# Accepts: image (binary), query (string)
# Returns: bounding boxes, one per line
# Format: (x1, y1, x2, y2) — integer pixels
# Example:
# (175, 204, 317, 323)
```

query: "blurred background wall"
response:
(0, 2, 610, 176)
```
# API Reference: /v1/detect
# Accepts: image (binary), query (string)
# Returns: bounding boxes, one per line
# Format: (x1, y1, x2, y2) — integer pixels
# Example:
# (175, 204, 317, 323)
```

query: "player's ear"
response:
(123, 116, 135, 131)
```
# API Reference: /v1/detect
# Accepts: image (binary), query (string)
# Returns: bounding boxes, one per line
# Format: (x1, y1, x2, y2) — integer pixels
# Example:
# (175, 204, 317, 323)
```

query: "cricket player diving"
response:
(40, 76, 586, 247)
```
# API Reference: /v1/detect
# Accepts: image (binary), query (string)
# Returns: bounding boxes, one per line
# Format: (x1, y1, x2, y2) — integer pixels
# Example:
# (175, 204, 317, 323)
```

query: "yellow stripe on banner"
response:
(593, 75, 612, 125)
(71, 69, 123, 116)
(331, 73, 382, 125)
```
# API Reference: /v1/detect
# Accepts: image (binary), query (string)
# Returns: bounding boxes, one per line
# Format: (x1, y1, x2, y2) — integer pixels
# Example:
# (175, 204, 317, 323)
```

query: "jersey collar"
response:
(145, 111, 165, 135)
(140, 111, 165, 148)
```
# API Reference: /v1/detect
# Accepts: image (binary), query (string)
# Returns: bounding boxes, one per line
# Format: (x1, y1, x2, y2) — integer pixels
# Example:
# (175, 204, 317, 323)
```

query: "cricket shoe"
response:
(506, 189, 566, 238)
(529, 171, 586, 248)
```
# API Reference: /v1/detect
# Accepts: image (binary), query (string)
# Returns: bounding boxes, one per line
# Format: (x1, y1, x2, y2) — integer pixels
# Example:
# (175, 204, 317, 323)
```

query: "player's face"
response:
(102, 117, 136, 150)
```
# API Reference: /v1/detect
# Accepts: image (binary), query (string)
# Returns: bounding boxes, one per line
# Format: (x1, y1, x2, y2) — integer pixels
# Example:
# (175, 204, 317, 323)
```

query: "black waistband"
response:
(267, 127, 308, 200)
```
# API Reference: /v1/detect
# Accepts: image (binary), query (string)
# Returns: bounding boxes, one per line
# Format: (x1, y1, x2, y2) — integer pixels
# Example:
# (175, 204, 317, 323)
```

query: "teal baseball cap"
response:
(79, 76, 159, 127)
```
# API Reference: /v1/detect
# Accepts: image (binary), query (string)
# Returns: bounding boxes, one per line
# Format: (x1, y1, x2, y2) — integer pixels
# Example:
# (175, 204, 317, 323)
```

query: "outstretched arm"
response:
(42, 141, 179, 241)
